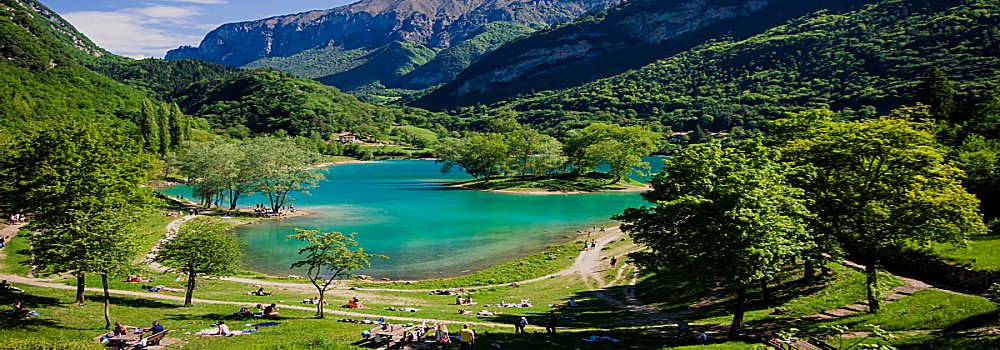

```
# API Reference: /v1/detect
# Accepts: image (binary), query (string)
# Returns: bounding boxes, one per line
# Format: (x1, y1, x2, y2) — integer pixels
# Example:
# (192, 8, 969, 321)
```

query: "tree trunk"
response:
(865, 257, 880, 313)
(75, 274, 86, 305)
(728, 286, 747, 339)
(184, 272, 196, 306)
(760, 279, 771, 303)
(803, 259, 815, 282)
(317, 289, 325, 318)
(102, 274, 111, 329)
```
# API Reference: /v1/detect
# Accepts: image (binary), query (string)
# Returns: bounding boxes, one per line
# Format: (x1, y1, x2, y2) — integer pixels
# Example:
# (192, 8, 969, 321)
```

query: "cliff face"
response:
(414, 0, 870, 109)
(166, 0, 617, 67)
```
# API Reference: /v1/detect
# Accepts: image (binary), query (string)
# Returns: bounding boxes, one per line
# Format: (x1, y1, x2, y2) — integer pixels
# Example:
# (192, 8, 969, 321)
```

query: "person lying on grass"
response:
(247, 287, 271, 296)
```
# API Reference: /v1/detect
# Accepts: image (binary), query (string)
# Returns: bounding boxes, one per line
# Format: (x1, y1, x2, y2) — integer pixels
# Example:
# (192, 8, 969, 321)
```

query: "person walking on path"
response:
(514, 317, 528, 334)
(610, 256, 618, 268)
(546, 310, 558, 334)
(458, 324, 475, 350)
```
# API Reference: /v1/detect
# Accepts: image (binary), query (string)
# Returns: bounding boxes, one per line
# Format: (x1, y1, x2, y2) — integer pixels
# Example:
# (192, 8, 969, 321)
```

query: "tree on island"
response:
(247, 136, 326, 213)
(564, 123, 661, 183)
(0, 119, 152, 305)
(616, 141, 811, 338)
(780, 107, 985, 312)
(156, 221, 242, 306)
(288, 228, 386, 318)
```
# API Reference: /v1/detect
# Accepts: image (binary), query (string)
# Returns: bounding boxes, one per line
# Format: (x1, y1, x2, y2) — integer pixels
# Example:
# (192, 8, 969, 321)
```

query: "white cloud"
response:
(63, 8, 205, 58)
(134, 5, 203, 23)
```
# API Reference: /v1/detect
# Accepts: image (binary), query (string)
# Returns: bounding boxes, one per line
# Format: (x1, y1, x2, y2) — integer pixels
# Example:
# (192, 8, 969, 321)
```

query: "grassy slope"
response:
(925, 233, 1000, 270)
(2, 213, 997, 349)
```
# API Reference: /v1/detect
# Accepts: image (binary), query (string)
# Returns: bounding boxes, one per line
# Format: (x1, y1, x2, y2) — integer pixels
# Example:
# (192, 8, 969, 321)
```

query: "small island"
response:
(453, 172, 649, 193)
(437, 122, 662, 193)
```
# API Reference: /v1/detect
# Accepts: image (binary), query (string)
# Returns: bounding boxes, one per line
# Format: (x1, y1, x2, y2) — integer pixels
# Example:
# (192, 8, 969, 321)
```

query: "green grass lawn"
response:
(817, 290, 996, 331)
(0, 228, 30, 276)
(926, 233, 1000, 271)
(457, 172, 647, 193)
(352, 240, 581, 290)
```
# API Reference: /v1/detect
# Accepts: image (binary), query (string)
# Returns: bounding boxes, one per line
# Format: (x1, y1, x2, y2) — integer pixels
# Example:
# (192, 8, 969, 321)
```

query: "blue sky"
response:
(43, 0, 357, 58)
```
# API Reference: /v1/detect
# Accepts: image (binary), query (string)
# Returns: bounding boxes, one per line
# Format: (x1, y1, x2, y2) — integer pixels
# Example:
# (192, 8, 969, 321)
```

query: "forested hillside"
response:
(444, 0, 1000, 137)
(169, 0, 617, 100)
(0, 0, 159, 133)
(415, 0, 873, 109)
(175, 69, 447, 139)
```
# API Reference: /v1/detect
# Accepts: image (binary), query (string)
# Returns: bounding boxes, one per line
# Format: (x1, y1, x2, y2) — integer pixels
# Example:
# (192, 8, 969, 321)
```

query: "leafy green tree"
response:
(616, 141, 811, 338)
(564, 123, 661, 182)
(436, 133, 509, 179)
(911, 66, 956, 121)
(74, 210, 142, 329)
(156, 221, 242, 306)
(782, 111, 986, 312)
(246, 136, 326, 213)
(288, 228, 387, 317)
(0, 119, 151, 305)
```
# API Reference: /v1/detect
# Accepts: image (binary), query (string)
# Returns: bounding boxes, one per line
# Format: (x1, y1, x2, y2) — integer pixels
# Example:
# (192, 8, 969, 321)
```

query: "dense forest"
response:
(439, 0, 1000, 137)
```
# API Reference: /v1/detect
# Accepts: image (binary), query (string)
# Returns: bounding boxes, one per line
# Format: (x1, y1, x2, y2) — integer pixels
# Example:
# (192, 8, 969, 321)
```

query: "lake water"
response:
(160, 159, 663, 279)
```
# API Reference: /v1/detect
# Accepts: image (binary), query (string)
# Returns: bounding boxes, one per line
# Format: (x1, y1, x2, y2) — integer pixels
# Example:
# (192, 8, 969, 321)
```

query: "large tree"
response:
(0, 119, 151, 304)
(75, 210, 142, 329)
(288, 228, 386, 317)
(781, 109, 986, 312)
(246, 136, 325, 213)
(156, 221, 242, 306)
(563, 123, 661, 182)
(616, 141, 811, 338)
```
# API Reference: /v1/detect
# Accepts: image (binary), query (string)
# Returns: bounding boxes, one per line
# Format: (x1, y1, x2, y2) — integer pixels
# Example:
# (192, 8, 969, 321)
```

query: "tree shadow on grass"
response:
(103, 295, 181, 310)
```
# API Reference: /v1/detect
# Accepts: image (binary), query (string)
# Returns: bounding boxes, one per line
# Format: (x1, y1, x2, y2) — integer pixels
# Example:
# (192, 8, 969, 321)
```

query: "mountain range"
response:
(166, 0, 620, 100)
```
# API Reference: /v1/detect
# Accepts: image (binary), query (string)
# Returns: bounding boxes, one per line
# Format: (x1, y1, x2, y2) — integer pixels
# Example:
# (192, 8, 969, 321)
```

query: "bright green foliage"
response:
(244, 136, 326, 213)
(168, 103, 187, 149)
(911, 66, 957, 121)
(563, 123, 661, 181)
(175, 69, 445, 138)
(288, 228, 387, 317)
(140, 100, 161, 153)
(436, 133, 511, 179)
(0, 119, 150, 304)
(156, 221, 242, 306)
(780, 110, 986, 312)
(177, 137, 325, 211)
(616, 141, 811, 338)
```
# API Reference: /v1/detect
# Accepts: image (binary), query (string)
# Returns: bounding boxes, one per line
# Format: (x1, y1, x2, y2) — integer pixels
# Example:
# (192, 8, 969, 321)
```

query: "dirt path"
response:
(0, 274, 518, 329)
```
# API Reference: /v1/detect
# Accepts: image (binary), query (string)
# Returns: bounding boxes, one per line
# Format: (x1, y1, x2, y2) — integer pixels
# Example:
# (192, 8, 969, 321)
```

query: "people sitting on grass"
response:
(4, 300, 40, 318)
(345, 297, 364, 309)
(262, 303, 279, 317)
(233, 307, 254, 318)
(215, 321, 232, 336)
(141, 285, 184, 293)
(0, 280, 15, 291)
(302, 297, 328, 305)
(496, 299, 532, 308)
(126, 275, 151, 283)
(247, 287, 271, 296)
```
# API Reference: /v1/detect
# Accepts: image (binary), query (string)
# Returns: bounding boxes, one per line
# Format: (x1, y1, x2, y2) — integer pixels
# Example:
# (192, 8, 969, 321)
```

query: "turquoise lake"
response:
(161, 159, 664, 279)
